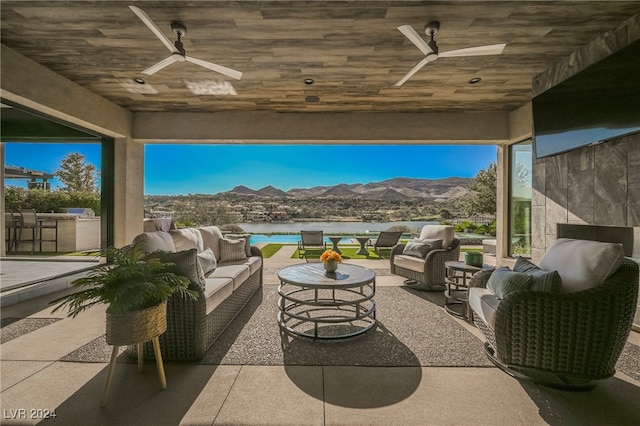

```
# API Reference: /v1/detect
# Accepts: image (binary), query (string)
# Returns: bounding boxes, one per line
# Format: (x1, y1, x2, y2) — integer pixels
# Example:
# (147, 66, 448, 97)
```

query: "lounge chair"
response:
(390, 225, 460, 291)
(369, 231, 403, 258)
(468, 238, 638, 389)
(298, 230, 326, 259)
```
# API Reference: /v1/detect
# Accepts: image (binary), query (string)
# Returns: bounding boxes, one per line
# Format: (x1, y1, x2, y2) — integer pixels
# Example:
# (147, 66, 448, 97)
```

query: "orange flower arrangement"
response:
(320, 250, 343, 263)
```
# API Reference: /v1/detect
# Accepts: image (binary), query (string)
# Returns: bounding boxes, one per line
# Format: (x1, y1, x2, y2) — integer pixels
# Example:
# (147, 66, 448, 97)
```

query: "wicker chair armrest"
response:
(390, 243, 406, 256)
(250, 245, 263, 258)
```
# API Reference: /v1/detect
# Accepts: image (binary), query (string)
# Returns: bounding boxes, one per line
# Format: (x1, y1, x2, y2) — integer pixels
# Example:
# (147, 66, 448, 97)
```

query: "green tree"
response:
(56, 153, 99, 193)
(461, 162, 497, 216)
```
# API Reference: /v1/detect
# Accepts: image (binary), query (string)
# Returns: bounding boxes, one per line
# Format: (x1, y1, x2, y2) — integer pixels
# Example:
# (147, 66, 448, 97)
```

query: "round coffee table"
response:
(277, 263, 376, 339)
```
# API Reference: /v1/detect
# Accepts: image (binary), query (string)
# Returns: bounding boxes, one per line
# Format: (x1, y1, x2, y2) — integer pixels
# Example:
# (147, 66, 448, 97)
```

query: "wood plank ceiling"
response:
(1, 1, 639, 114)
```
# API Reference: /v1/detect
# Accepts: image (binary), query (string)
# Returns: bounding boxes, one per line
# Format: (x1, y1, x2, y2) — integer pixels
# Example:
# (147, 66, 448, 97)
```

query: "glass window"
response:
(510, 140, 532, 257)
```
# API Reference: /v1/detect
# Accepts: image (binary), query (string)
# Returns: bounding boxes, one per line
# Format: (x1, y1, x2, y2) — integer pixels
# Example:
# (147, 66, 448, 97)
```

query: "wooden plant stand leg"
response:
(101, 345, 120, 407)
(137, 342, 144, 372)
(152, 336, 167, 389)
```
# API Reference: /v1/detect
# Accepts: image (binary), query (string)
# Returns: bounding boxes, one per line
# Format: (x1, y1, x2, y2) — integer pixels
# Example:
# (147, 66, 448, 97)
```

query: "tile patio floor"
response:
(1, 245, 639, 425)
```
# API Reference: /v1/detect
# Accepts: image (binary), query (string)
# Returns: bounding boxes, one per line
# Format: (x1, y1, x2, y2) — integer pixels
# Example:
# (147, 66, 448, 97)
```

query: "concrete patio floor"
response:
(1, 245, 639, 425)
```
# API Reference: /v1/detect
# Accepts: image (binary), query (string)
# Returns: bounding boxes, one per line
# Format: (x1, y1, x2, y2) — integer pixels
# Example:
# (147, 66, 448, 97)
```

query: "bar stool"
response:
(4, 210, 19, 253)
(18, 209, 39, 254)
(38, 216, 58, 252)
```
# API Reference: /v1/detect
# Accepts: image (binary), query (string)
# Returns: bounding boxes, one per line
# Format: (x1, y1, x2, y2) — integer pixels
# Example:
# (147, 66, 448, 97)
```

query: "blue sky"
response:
(5, 143, 496, 194)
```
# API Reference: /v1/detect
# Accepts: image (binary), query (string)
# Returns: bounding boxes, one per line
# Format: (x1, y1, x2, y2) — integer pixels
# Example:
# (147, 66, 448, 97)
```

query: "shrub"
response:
(4, 186, 100, 213)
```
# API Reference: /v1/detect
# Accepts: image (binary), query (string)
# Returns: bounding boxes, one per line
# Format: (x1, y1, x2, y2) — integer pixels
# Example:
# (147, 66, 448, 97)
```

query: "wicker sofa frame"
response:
(389, 238, 461, 290)
(128, 245, 263, 362)
(469, 258, 639, 389)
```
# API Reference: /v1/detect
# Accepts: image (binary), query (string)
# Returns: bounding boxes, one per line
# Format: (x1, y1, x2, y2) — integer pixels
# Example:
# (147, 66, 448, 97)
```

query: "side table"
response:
(444, 260, 491, 321)
(328, 236, 342, 254)
(355, 237, 370, 255)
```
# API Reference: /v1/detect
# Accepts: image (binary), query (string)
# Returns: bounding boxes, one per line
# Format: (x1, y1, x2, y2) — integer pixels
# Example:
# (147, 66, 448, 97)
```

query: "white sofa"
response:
(127, 226, 262, 361)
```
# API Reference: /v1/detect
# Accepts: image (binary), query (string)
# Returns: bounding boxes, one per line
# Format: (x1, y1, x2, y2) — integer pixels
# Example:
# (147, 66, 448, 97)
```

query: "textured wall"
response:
(531, 14, 640, 262)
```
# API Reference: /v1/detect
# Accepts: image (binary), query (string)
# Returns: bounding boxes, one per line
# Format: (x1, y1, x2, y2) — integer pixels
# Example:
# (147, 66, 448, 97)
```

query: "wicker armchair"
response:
(469, 258, 639, 389)
(390, 225, 460, 291)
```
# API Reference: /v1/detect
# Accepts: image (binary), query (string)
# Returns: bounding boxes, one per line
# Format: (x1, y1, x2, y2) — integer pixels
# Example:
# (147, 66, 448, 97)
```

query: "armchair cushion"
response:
(514, 257, 562, 293)
(486, 267, 533, 299)
(418, 225, 455, 249)
(539, 238, 625, 292)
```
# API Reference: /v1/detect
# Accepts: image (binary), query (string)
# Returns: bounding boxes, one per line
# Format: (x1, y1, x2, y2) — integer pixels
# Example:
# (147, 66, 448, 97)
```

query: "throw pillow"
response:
(219, 238, 247, 262)
(539, 238, 625, 292)
(197, 248, 217, 275)
(513, 257, 562, 293)
(403, 241, 433, 258)
(413, 238, 443, 250)
(158, 248, 205, 290)
(486, 267, 533, 299)
(226, 233, 252, 257)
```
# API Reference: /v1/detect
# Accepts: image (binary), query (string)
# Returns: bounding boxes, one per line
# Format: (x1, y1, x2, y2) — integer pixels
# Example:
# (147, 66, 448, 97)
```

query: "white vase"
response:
(324, 260, 338, 273)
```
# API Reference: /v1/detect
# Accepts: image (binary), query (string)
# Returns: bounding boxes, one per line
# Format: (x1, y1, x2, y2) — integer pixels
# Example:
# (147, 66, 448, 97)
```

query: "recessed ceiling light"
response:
(304, 78, 315, 85)
(133, 77, 146, 84)
(305, 95, 320, 102)
(468, 77, 482, 84)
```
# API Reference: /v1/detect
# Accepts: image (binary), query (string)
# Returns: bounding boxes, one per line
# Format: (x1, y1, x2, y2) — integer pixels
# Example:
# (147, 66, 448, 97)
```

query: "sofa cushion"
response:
(219, 238, 247, 262)
(393, 254, 426, 273)
(197, 248, 217, 275)
(209, 264, 250, 290)
(159, 248, 205, 290)
(469, 287, 501, 329)
(403, 241, 433, 258)
(226, 233, 252, 258)
(169, 228, 204, 252)
(203, 277, 233, 314)
(220, 256, 263, 276)
(199, 226, 224, 260)
(132, 231, 176, 253)
(539, 238, 625, 293)
(513, 257, 562, 293)
(419, 225, 455, 249)
(486, 267, 533, 299)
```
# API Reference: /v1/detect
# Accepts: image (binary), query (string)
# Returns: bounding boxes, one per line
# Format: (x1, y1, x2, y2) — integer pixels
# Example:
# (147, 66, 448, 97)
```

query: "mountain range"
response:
(225, 177, 472, 202)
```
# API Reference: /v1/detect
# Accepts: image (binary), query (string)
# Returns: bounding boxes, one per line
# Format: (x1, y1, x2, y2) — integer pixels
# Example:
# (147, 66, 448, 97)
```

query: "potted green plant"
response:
(51, 245, 198, 345)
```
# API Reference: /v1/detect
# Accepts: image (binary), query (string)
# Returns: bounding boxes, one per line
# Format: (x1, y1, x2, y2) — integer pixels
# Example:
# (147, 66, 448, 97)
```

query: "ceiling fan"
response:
(129, 5, 242, 79)
(394, 21, 505, 87)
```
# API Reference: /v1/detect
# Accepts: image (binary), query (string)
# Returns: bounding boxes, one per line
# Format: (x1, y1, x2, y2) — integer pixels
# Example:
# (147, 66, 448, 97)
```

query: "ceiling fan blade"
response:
(185, 56, 243, 80)
(129, 5, 177, 54)
(439, 43, 506, 58)
(142, 55, 178, 75)
(394, 56, 432, 87)
(397, 25, 434, 56)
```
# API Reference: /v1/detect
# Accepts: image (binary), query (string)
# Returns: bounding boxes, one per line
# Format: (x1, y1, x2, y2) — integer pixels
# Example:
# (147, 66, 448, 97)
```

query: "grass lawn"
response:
(260, 244, 283, 258)
(293, 246, 387, 260)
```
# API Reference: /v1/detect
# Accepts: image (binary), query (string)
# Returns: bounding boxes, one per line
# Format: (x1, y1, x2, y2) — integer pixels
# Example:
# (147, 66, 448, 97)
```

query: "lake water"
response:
(238, 220, 438, 234)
